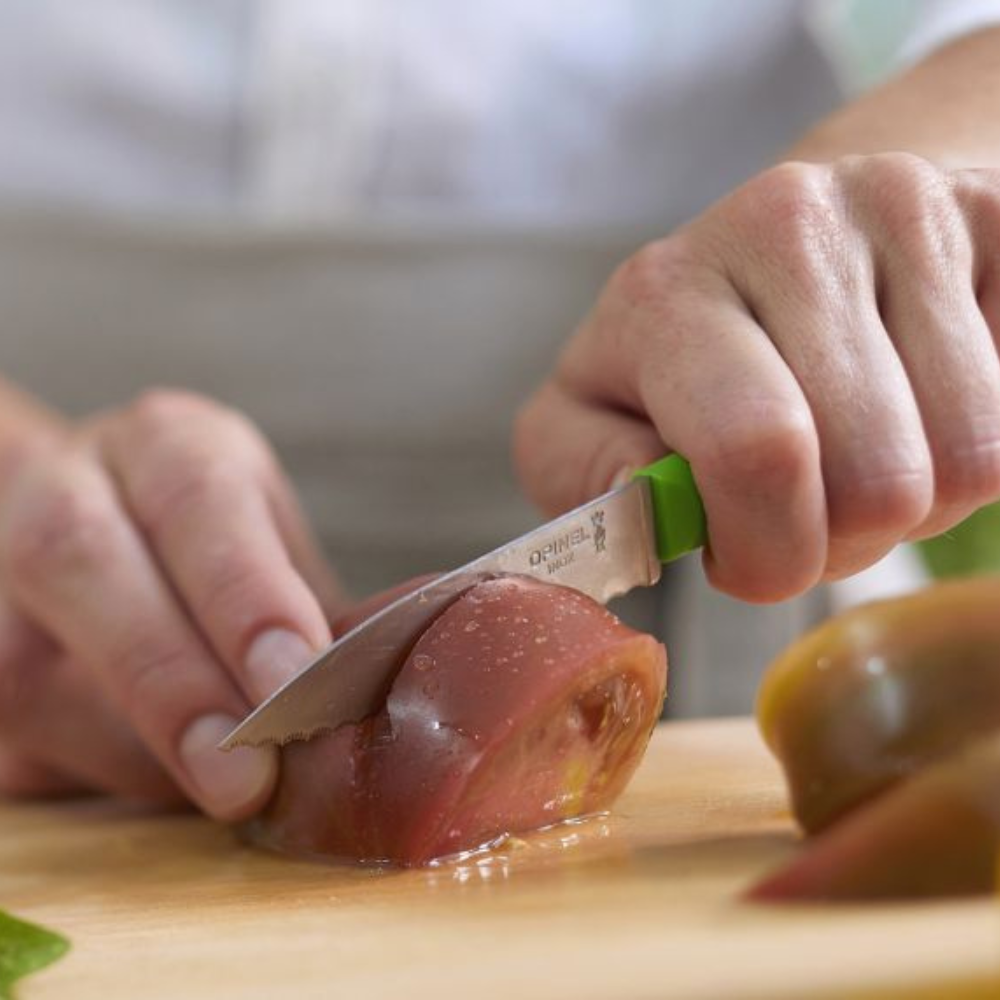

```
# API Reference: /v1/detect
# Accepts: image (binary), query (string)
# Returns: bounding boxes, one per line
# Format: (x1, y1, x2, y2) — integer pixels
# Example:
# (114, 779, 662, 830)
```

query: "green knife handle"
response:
(632, 454, 706, 563)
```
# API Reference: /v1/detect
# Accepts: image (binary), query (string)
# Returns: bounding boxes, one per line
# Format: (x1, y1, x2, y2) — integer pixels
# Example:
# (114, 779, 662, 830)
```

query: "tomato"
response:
(248, 576, 667, 866)
(753, 577, 1000, 900)
(750, 733, 1000, 901)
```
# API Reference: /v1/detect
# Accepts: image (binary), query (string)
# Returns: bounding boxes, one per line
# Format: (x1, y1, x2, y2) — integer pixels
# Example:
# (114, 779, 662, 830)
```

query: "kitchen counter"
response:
(2, 717, 998, 999)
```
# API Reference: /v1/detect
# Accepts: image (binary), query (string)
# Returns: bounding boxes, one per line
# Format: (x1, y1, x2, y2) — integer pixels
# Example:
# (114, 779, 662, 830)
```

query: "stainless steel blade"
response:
(219, 478, 660, 749)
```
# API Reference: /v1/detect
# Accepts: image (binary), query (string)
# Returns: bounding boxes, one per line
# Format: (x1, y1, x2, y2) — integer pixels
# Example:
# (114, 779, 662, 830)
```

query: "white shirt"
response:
(0, 0, 996, 713)
(6, 0, 993, 224)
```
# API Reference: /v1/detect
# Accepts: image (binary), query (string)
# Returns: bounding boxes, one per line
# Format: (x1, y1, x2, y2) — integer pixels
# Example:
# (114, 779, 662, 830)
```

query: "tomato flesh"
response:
(249, 577, 667, 866)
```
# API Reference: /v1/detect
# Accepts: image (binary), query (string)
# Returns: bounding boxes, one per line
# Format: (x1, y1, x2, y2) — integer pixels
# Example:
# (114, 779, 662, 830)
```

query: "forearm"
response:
(788, 25, 1000, 166)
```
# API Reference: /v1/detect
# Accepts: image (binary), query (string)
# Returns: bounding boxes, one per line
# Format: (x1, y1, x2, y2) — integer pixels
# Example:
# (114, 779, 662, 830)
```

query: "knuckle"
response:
(187, 540, 272, 636)
(858, 153, 967, 280)
(858, 151, 944, 203)
(131, 458, 248, 539)
(129, 386, 230, 424)
(4, 476, 117, 584)
(707, 562, 814, 605)
(209, 407, 274, 473)
(955, 167, 1000, 231)
(828, 464, 932, 540)
(954, 169, 1000, 294)
(128, 387, 214, 434)
(933, 433, 1000, 511)
(608, 237, 697, 312)
(822, 539, 896, 583)
(734, 162, 848, 307)
(853, 149, 933, 183)
(115, 642, 190, 721)
(127, 389, 272, 474)
(736, 161, 835, 243)
(700, 407, 817, 495)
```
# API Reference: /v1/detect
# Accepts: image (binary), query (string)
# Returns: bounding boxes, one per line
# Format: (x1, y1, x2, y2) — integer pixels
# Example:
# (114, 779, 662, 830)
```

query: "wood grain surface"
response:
(1, 717, 998, 999)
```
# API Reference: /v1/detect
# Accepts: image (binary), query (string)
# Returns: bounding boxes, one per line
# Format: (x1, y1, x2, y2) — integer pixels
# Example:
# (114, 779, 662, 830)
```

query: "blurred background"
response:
(0, 0, 981, 715)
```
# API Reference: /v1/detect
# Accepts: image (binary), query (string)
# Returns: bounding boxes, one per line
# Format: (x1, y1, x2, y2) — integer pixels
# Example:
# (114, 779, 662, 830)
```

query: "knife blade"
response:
(219, 454, 704, 750)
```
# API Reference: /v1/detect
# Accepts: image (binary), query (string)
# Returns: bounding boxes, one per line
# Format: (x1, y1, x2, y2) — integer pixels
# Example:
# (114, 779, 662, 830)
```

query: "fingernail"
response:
(179, 714, 276, 820)
(245, 628, 315, 700)
(609, 466, 635, 490)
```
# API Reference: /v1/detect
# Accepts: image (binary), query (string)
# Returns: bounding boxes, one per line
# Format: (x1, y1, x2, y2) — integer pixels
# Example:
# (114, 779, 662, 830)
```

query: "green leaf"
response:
(0, 910, 69, 999)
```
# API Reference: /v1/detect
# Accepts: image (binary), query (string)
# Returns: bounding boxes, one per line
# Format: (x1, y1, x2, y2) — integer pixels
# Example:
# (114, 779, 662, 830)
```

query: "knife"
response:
(219, 454, 705, 750)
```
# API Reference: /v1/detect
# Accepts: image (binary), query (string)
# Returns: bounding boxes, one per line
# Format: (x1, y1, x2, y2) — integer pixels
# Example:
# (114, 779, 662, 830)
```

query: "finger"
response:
(11, 659, 184, 802)
(514, 382, 666, 515)
(0, 452, 277, 821)
(881, 164, 1000, 536)
(538, 242, 827, 602)
(875, 227, 1000, 536)
(722, 166, 933, 578)
(267, 476, 348, 624)
(961, 169, 1000, 339)
(102, 391, 332, 704)
(0, 599, 180, 801)
(0, 607, 87, 800)
(0, 747, 83, 798)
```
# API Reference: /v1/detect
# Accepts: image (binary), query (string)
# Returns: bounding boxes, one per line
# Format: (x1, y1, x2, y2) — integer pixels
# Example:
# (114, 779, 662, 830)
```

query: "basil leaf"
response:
(0, 910, 69, 999)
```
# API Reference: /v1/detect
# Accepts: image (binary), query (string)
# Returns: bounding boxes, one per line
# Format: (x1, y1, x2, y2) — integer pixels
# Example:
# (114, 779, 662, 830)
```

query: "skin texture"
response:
(3, 28, 1000, 817)
(0, 389, 343, 820)
(248, 577, 667, 866)
(515, 28, 1000, 603)
(516, 155, 1000, 601)
(752, 578, 1000, 901)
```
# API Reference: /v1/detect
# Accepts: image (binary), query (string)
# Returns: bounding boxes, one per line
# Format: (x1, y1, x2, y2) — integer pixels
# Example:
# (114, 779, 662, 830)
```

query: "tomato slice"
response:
(249, 576, 667, 866)
(753, 577, 1000, 900)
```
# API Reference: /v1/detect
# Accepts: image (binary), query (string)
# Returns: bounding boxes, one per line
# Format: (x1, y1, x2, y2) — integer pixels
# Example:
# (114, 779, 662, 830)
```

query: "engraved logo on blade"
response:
(529, 525, 589, 574)
(528, 508, 607, 576)
(591, 509, 607, 553)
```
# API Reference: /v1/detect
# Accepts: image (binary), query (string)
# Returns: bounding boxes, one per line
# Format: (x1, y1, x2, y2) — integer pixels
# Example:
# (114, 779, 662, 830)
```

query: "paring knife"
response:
(219, 454, 705, 750)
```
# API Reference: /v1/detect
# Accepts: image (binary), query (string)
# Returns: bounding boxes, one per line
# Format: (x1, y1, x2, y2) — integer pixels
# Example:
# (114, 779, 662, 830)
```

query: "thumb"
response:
(513, 381, 666, 516)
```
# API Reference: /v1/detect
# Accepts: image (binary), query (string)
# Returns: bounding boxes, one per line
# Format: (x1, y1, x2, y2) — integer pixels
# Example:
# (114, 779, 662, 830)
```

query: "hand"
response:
(516, 153, 1000, 601)
(0, 389, 344, 820)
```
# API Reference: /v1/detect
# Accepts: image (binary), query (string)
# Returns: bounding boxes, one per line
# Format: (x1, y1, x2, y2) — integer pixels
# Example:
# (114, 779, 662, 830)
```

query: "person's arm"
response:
(515, 26, 1000, 602)
(788, 26, 1000, 163)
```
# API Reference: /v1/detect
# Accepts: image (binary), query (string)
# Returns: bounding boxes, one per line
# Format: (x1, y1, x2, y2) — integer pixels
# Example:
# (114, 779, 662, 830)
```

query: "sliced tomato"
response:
(250, 576, 667, 866)
(752, 577, 1000, 900)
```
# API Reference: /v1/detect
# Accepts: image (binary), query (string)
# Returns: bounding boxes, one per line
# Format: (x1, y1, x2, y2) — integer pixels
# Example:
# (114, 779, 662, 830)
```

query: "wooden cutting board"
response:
(2, 717, 998, 1000)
